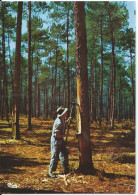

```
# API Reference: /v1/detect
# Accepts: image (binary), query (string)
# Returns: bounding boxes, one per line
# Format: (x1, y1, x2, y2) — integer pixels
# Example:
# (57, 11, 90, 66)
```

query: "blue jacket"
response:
(51, 117, 66, 142)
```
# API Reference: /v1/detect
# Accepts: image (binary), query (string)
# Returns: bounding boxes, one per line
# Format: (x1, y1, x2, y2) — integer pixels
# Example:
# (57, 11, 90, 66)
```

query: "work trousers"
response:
(49, 137, 69, 173)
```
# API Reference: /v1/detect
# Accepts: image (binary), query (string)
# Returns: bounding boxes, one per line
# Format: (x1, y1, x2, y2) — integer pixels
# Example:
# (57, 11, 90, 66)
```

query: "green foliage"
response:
(0, 1, 135, 120)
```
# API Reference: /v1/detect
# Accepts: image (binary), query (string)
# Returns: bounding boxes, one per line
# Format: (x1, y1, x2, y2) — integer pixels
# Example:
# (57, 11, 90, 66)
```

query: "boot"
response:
(47, 172, 56, 178)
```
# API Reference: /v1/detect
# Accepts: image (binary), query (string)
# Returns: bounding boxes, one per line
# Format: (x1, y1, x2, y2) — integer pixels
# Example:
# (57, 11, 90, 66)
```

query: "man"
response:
(48, 106, 72, 178)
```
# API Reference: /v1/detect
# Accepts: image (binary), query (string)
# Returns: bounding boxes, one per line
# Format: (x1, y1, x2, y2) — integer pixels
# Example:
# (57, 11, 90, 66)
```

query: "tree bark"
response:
(36, 53, 40, 118)
(12, 2, 23, 139)
(130, 51, 135, 121)
(108, 2, 116, 129)
(2, 5, 9, 121)
(27, 1, 32, 130)
(118, 75, 121, 123)
(58, 71, 60, 106)
(90, 44, 94, 123)
(67, 8, 70, 114)
(74, 1, 94, 173)
(99, 16, 103, 126)
(53, 37, 58, 115)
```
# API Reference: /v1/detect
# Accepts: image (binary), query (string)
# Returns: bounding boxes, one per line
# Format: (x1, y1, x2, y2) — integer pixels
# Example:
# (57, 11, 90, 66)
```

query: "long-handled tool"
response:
(65, 103, 74, 142)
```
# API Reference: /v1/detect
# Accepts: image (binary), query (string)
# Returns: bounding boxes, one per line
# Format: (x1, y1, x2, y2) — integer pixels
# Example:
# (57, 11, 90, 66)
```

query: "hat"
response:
(57, 106, 68, 118)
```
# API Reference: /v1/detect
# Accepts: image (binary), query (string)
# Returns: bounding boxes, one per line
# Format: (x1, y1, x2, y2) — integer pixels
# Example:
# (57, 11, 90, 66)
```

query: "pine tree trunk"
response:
(36, 54, 40, 118)
(90, 45, 94, 123)
(99, 16, 103, 126)
(94, 62, 97, 122)
(118, 75, 121, 123)
(8, 32, 14, 113)
(63, 79, 66, 107)
(34, 69, 37, 117)
(2, 6, 9, 122)
(108, 2, 116, 129)
(130, 51, 135, 121)
(74, 1, 94, 173)
(46, 81, 49, 118)
(53, 37, 58, 114)
(12, 2, 23, 139)
(0, 71, 2, 119)
(67, 9, 70, 114)
(27, 1, 32, 130)
(59, 71, 60, 106)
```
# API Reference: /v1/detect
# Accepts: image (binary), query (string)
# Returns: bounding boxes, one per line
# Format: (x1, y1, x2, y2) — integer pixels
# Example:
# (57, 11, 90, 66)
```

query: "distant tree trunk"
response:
(94, 62, 97, 122)
(74, 1, 94, 173)
(63, 62, 66, 107)
(34, 67, 37, 117)
(12, 2, 23, 139)
(107, 75, 111, 121)
(118, 75, 121, 123)
(99, 16, 103, 126)
(59, 71, 60, 106)
(2, 5, 9, 121)
(36, 53, 40, 118)
(0, 71, 2, 119)
(51, 66, 54, 115)
(63, 78, 66, 107)
(53, 37, 58, 114)
(90, 44, 94, 123)
(130, 51, 135, 121)
(108, 2, 116, 129)
(67, 8, 70, 114)
(46, 81, 49, 118)
(27, 1, 32, 130)
(8, 32, 14, 113)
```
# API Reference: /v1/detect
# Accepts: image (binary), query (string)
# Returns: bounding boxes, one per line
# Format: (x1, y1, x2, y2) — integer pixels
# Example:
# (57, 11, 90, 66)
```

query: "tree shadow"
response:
(102, 171, 135, 180)
(0, 151, 49, 174)
(0, 187, 58, 194)
(0, 130, 11, 137)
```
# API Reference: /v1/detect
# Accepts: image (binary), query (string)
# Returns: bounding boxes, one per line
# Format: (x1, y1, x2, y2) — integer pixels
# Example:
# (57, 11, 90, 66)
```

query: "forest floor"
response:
(0, 117, 135, 194)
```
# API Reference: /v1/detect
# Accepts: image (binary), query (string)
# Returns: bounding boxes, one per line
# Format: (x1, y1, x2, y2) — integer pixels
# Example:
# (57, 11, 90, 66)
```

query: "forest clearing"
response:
(0, 117, 135, 194)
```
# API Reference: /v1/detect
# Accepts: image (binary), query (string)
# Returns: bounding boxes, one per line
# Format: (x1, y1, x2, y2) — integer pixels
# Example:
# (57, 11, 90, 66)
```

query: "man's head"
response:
(57, 106, 68, 119)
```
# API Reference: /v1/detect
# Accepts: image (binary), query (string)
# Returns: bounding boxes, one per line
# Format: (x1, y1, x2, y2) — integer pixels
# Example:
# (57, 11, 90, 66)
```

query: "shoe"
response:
(47, 173, 56, 178)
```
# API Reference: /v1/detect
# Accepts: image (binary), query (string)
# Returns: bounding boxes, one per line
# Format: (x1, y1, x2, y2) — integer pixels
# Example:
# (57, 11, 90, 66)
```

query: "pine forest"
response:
(0, 1, 135, 194)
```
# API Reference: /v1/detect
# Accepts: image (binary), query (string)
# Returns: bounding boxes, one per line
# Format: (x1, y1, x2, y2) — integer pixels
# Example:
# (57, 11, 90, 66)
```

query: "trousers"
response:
(49, 137, 69, 173)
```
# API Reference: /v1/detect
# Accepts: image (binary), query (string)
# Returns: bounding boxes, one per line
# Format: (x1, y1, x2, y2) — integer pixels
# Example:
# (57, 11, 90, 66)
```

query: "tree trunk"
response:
(118, 75, 121, 123)
(46, 81, 49, 118)
(34, 67, 37, 117)
(2, 5, 9, 121)
(94, 61, 97, 122)
(90, 44, 94, 123)
(59, 71, 60, 106)
(36, 53, 40, 118)
(67, 8, 70, 114)
(108, 2, 116, 129)
(0, 71, 2, 120)
(99, 16, 103, 126)
(53, 37, 58, 114)
(12, 2, 23, 139)
(27, 1, 32, 130)
(74, 1, 94, 173)
(8, 32, 14, 113)
(130, 51, 135, 121)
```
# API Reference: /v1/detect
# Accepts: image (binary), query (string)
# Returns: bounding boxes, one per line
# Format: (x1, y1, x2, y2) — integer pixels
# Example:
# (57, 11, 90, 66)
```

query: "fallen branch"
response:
(112, 182, 134, 187)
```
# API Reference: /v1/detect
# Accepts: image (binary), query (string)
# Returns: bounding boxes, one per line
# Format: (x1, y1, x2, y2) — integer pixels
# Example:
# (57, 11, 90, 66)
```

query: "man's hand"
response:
(68, 117, 72, 121)
(67, 117, 72, 124)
